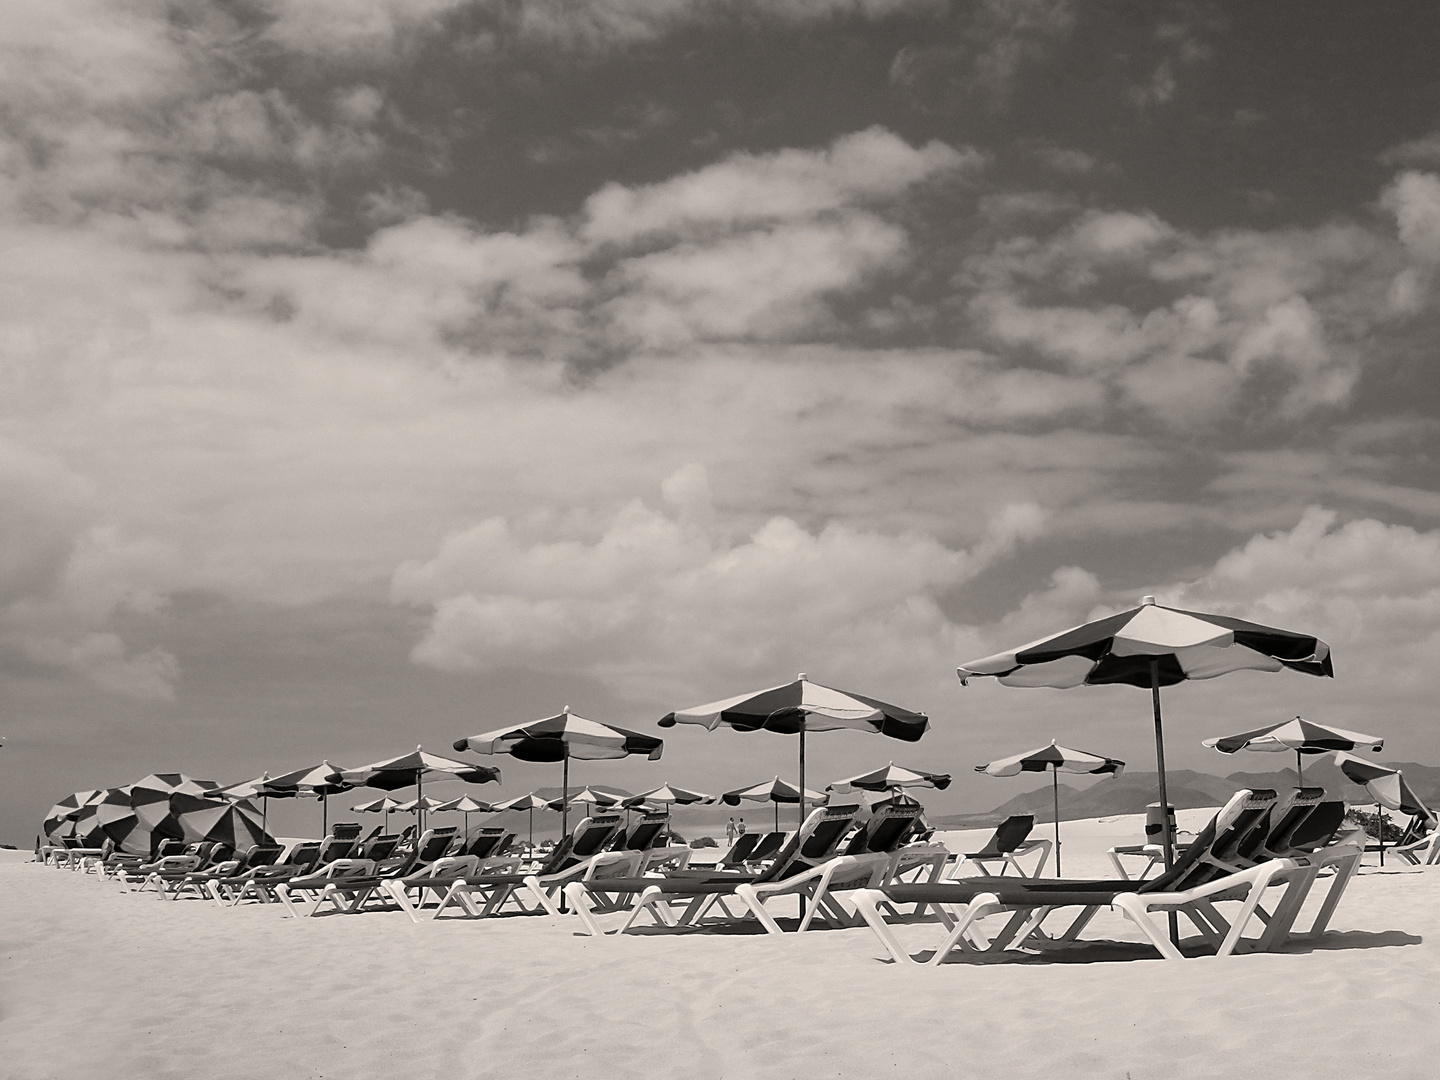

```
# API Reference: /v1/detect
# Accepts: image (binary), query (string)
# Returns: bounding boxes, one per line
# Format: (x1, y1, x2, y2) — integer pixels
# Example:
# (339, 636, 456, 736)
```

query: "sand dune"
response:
(3, 825, 1436, 1080)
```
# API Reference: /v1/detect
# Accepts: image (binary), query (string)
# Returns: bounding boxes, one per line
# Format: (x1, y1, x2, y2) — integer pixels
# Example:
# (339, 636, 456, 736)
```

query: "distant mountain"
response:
(932, 760, 1440, 830)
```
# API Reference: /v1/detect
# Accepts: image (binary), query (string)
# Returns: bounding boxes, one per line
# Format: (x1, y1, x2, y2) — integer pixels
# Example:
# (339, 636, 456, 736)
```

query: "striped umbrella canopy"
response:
(42, 790, 104, 844)
(828, 762, 952, 795)
(567, 786, 625, 808)
(490, 791, 562, 849)
(660, 674, 928, 825)
(69, 800, 110, 847)
(256, 761, 351, 834)
(393, 795, 451, 813)
(171, 793, 272, 851)
(1334, 752, 1433, 822)
(455, 708, 661, 839)
(209, 774, 274, 801)
(131, 774, 220, 843)
(352, 794, 402, 834)
(622, 782, 711, 808)
(975, 742, 1125, 875)
(958, 596, 1332, 873)
(720, 776, 829, 832)
(1203, 716, 1382, 782)
(94, 786, 155, 855)
(434, 794, 495, 836)
(334, 748, 500, 833)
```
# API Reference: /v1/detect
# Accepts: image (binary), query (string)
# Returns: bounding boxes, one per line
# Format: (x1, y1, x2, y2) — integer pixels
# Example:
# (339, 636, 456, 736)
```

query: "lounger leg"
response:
(734, 884, 785, 935)
(519, 875, 561, 917)
(563, 883, 607, 936)
(927, 895, 1005, 966)
(1111, 896, 1185, 960)
(852, 889, 920, 965)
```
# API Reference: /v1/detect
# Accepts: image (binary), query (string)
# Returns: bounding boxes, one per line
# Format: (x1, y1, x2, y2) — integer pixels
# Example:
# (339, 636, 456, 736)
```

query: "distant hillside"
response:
(932, 760, 1440, 829)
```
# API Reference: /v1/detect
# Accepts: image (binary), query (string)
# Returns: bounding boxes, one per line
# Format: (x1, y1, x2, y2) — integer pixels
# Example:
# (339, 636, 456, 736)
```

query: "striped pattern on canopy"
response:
(333, 749, 501, 791)
(130, 774, 220, 842)
(43, 790, 105, 845)
(958, 601, 1333, 689)
(660, 676, 929, 740)
(623, 783, 711, 808)
(1203, 716, 1382, 757)
(393, 795, 451, 812)
(258, 762, 353, 797)
(352, 796, 402, 813)
(455, 709, 663, 763)
(491, 792, 560, 812)
(1334, 752, 1434, 823)
(94, 786, 152, 855)
(720, 777, 827, 806)
(829, 762, 952, 793)
(172, 793, 272, 850)
(976, 742, 1126, 778)
(435, 795, 494, 813)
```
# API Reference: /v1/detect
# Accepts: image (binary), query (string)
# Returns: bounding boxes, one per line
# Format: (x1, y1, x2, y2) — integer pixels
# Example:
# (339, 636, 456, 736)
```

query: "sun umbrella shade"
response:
(208, 774, 275, 801)
(1203, 717, 1382, 757)
(976, 742, 1125, 778)
(435, 795, 494, 813)
(455, 710, 663, 762)
(334, 750, 501, 791)
(43, 790, 104, 844)
(564, 786, 625, 808)
(829, 763, 953, 793)
(491, 792, 560, 812)
(622, 783, 711, 808)
(94, 786, 153, 855)
(258, 762, 353, 797)
(1334, 752, 1434, 822)
(171, 793, 272, 850)
(352, 796, 402, 813)
(130, 774, 220, 841)
(720, 777, 827, 806)
(959, 602, 1333, 689)
(660, 677, 929, 740)
(393, 795, 451, 813)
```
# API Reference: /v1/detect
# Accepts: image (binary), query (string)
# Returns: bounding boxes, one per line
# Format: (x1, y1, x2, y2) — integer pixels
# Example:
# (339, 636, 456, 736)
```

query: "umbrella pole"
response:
(1052, 767, 1061, 877)
(1297, 750, 1303, 785)
(774, 801, 779, 832)
(1150, 659, 1178, 945)
(798, 724, 806, 828)
(322, 792, 328, 837)
(1379, 802, 1385, 867)
(417, 771, 424, 835)
(561, 747, 570, 840)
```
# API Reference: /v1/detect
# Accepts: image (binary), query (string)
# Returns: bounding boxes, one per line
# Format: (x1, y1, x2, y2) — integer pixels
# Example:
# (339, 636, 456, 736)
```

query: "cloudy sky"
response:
(7, 0, 1440, 841)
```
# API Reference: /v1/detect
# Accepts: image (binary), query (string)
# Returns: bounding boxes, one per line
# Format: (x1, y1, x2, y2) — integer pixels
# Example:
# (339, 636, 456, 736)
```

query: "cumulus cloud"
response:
(394, 466, 1043, 700)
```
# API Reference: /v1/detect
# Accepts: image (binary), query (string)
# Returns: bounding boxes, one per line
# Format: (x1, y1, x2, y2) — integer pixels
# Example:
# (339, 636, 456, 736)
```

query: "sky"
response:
(6, 0, 1440, 843)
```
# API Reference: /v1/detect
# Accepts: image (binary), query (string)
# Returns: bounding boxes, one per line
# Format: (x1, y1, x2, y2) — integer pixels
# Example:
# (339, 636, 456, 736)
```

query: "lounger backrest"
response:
(416, 827, 457, 863)
(463, 828, 507, 858)
(972, 815, 1034, 858)
(1208, 788, 1277, 866)
(621, 815, 669, 852)
(747, 832, 786, 863)
(1285, 801, 1346, 852)
(533, 816, 623, 875)
(1138, 789, 1275, 893)
(718, 832, 762, 867)
(318, 835, 357, 863)
(752, 804, 860, 885)
(242, 844, 284, 869)
(1256, 787, 1325, 858)
(843, 804, 924, 856)
(331, 822, 363, 840)
(363, 835, 402, 860)
(154, 838, 185, 859)
(283, 841, 324, 872)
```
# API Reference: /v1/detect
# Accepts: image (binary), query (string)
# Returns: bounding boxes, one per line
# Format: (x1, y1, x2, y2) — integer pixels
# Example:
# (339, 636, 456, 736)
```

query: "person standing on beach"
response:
(737, 817, 746, 838)
(726, 817, 737, 846)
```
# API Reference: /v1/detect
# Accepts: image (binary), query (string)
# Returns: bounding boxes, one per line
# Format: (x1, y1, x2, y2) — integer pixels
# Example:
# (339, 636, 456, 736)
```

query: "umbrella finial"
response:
(1141, 595, 1156, 605)
(798, 672, 807, 681)
(563, 705, 570, 714)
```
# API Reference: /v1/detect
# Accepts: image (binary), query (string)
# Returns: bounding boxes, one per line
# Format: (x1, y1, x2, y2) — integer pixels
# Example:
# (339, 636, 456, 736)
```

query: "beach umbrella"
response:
(720, 777, 828, 832)
(1203, 716, 1382, 782)
(567, 786, 625, 809)
(434, 794, 494, 837)
(171, 793, 272, 851)
(130, 774, 220, 846)
(258, 761, 352, 835)
(454, 707, 662, 840)
(393, 795, 451, 814)
(828, 762, 952, 797)
(622, 782, 711, 808)
(42, 790, 104, 845)
(1334, 751, 1433, 866)
(660, 674, 928, 825)
(94, 786, 154, 855)
(490, 791, 562, 850)
(209, 773, 277, 832)
(957, 595, 1332, 874)
(352, 794, 402, 834)
(333, 748, 500, 833)
(974, 741, 1125, 875)
(69, 800, 110, 847)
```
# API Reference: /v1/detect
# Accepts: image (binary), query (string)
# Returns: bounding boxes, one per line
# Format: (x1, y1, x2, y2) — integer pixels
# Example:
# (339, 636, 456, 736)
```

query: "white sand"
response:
(4, 822, 1436, 1080)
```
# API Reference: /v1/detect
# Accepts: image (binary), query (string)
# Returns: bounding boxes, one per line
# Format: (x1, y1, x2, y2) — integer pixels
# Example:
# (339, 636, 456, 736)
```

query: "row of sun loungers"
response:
(41, 790, 1369, 965)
